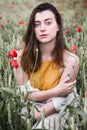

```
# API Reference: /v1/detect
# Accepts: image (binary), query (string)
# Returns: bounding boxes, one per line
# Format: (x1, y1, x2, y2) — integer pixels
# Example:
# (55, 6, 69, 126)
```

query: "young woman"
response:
(14, 2, 79, 129)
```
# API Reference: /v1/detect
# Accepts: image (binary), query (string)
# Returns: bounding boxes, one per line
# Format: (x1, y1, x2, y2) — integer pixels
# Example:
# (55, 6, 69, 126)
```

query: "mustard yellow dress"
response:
(30, 60, 61, 90)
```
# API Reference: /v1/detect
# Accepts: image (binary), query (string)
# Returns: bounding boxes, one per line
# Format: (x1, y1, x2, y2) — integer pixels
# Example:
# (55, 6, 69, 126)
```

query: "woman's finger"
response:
(61, 77, 71, 83)
(68, 80, 76, 87)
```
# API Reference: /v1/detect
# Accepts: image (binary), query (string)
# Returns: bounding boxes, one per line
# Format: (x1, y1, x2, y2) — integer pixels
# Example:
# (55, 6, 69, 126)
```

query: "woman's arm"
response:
(59, 52, 79, 82)
(28, 79, 76, 101)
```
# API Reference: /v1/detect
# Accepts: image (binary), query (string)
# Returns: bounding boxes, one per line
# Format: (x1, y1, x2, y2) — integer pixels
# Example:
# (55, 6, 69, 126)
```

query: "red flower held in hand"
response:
(10, 60, 18, 68)
(8, 48, 17, 58)
(71, 44, 77, 52)
(65, 29, 69, 35)
(76, 27, 81, 33)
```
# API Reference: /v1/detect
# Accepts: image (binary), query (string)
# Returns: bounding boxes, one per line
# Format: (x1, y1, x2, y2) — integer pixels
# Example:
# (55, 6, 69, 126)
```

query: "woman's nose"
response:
(40, 23, 45, 31)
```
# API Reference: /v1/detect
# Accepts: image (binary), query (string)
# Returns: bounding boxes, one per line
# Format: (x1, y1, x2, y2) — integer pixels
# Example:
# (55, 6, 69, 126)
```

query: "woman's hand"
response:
(54, 78, 76, 97)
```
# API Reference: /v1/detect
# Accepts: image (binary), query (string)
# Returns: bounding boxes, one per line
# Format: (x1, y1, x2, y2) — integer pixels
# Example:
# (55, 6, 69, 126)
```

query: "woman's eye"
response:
(35, 23, 40, 27)
(46, 21, 52, 25)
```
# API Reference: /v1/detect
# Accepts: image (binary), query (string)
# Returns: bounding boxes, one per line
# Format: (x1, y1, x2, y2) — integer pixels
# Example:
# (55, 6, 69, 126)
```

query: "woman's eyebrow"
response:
(35, 18, 53, 23)
(45, 18, 53, 21)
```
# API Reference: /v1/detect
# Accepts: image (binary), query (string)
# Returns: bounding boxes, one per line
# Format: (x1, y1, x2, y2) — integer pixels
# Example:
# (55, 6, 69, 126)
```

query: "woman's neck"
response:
(39, 40, 55, 61)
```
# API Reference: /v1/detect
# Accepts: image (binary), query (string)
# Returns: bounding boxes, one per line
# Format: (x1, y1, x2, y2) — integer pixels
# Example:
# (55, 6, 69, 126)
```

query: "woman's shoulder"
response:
(64, 50, 79, 65)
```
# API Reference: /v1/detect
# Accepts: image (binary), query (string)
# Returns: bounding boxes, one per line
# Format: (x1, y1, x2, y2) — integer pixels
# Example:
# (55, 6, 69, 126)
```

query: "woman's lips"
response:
(40, 34, 48, 38)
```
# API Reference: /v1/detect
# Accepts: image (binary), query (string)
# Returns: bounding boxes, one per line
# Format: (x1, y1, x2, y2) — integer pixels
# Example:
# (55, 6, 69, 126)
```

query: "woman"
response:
(14, 2, 79, 129)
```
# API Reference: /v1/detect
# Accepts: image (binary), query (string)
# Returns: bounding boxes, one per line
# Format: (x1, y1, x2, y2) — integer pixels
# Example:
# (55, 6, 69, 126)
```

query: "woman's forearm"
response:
(28, 88, 57, 101)
(28, 79, 76, 102)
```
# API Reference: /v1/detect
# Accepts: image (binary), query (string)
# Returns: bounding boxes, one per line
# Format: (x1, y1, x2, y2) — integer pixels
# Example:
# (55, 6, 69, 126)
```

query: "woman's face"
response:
(34, 10, 59, 44)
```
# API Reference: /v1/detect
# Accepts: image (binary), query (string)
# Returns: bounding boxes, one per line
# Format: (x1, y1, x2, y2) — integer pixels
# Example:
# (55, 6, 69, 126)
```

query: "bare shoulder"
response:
(68, 52, 79, 63)
(64, 51, 80, 66)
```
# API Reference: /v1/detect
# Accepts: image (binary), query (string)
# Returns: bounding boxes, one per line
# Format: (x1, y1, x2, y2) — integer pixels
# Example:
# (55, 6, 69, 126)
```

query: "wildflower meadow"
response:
(0, 0, 87, 130)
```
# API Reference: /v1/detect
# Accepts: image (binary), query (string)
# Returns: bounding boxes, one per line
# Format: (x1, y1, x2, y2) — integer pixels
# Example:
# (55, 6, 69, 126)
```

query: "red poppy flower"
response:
(71, 44, 77, 52)
(76, 27, 81, 33)
(72, 16, 75, 18)
(8, 48, 17, 58)
(0, 24, 5, 28)
(11, 1, 15, 4)
(85, 91, 87, 98)
(65, 30, 69, 35)
(0, 16, 2, 20)
(83, 5, 87, 8)
(18, 21, 24, 26)
(10, 60, 18, 68)
(7, 19, 10, 23)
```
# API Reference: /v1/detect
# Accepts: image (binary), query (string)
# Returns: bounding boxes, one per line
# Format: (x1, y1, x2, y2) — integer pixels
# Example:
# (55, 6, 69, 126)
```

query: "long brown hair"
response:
(21, 2, 69, 75)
